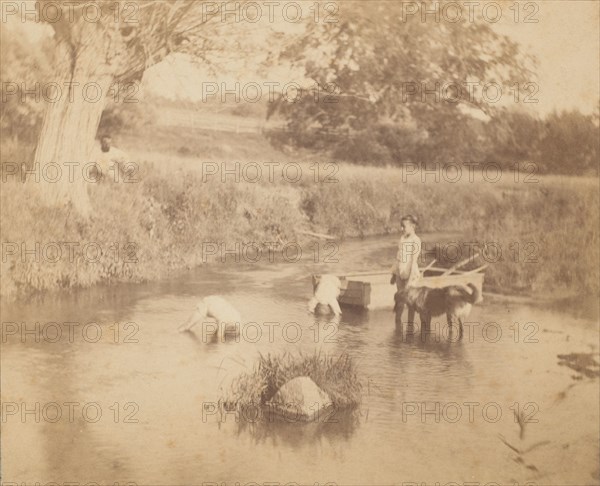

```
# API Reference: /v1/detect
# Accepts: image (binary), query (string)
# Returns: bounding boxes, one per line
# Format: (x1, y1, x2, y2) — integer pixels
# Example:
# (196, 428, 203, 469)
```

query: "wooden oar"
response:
(421, 258, 437, 272)
(441, 252, 480, 276)
(297, 230, 336, 240)
(344, 259, 437, 279)
(462, 264, 488, 275)
(344, 270, 390, 278)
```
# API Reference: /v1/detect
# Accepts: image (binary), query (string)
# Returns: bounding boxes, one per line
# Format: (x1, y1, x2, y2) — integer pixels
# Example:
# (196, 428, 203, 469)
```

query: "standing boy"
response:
(390, 214, 421, 323)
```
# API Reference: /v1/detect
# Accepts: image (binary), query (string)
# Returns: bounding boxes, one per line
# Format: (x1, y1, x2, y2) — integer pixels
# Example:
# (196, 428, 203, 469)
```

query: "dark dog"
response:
(394, 283, 482, 337)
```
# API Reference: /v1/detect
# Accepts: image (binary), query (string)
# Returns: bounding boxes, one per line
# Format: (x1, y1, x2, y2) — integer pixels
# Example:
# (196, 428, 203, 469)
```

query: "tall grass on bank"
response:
(299, 165, 600, 296)
(0, 162, 306, 300)
(1, 154, 598, 301)
(224, 351, 362, 410)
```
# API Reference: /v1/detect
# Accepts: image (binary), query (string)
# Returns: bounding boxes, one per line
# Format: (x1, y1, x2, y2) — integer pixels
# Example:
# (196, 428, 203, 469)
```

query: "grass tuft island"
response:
(223, 351, 362, 422)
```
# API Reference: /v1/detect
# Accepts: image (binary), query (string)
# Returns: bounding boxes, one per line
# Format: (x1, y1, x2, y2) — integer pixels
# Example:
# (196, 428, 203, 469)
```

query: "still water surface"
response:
(2, 235, 599, 485)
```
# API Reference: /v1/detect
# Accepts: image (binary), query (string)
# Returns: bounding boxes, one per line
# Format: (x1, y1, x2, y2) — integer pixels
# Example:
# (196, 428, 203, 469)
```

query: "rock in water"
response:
(267, 376, 333, 422)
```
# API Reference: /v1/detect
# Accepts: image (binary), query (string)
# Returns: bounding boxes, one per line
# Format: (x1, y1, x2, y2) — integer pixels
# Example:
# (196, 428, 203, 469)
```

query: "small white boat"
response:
(312, 265, 485, 310)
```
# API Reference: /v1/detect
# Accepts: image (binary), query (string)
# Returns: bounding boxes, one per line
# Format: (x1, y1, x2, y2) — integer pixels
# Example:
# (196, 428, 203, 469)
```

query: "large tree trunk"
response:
(33, 18, 121, 216)
(31, 1, 193, 216)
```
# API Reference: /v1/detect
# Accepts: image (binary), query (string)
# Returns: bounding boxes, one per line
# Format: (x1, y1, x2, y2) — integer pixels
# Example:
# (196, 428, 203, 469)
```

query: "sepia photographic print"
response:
(1, 1, 599, 485)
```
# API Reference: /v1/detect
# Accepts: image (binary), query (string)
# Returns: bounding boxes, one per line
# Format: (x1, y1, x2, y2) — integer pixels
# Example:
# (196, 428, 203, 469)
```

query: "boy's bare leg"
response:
(395, 278, 407, 324)
(329, 299, 342, 316)
(395, 303, 405, 331)
(307, 297, 318, 314)
(394, 291, 405, 330)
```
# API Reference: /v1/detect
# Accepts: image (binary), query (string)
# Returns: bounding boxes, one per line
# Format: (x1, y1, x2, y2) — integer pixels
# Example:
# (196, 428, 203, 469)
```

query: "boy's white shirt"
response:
(91, 143, 129, 174)
(391, 233, 421, 281)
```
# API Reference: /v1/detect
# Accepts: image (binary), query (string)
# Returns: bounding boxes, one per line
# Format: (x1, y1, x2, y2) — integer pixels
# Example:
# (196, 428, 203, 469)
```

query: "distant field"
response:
(155, 107, 284, 134)
(119, 125, 598, 189)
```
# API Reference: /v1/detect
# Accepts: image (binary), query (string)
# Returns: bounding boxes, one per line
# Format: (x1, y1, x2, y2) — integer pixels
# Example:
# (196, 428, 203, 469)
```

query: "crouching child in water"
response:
(390, 214, 421, 325)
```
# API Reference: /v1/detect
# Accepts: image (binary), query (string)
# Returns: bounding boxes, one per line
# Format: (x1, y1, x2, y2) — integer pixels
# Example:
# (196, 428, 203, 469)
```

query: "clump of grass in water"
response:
(224, 351, 362, 411)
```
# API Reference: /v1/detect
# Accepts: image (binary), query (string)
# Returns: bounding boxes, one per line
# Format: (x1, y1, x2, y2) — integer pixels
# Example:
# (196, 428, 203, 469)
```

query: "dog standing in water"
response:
(395, 283, 482, 338)
(178, 296, 241, 341)
(309, 274, 342, 316)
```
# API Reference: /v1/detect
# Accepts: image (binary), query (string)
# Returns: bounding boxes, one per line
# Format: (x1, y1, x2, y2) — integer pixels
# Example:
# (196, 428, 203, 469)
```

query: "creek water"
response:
(2, 234, 599, 485)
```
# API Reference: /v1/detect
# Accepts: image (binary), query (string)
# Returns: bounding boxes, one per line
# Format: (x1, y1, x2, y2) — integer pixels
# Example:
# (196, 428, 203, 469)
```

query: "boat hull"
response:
(313, 270, 485, 309)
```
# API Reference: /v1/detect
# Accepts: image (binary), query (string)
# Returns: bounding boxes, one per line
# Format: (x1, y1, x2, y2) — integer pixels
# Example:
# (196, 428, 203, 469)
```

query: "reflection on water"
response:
(235, 407, 362, 447)
(2, 234, 599, 484)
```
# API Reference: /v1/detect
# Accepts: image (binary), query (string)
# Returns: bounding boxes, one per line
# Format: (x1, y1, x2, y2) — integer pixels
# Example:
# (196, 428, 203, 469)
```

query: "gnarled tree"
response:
(32, 0, 256, 214)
